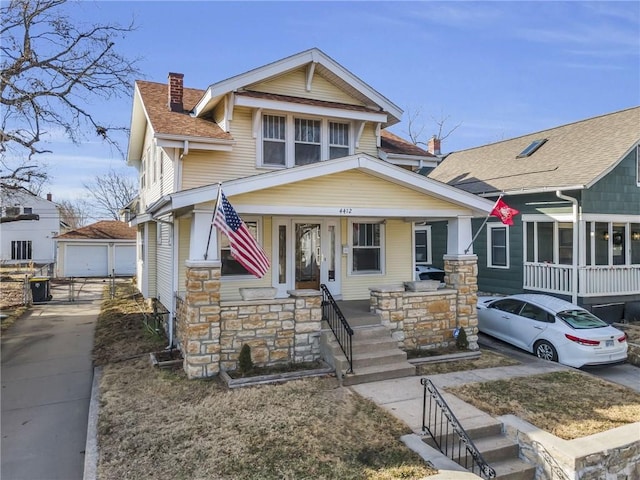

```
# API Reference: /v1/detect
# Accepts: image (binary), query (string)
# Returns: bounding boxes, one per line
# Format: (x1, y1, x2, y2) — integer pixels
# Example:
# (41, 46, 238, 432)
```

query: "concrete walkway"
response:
(1, 280, 103, 480)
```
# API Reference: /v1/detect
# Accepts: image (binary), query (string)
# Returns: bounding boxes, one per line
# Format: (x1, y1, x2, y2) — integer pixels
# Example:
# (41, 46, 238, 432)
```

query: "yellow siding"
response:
(355, 123, 379, 157)
(233, 170, 460, 213)
(156, 223, 173, 309)
(219, 216, 273, 300)
(249, 68, 364, 106)
(341, 219, 413, 300)
(147, 222, 157, 297)
(177, 217, 190, 293)
(181, 108, 258, 190)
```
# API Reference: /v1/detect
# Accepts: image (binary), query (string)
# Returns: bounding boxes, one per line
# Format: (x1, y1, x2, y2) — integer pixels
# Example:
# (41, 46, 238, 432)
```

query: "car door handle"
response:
(501, 315, 510, 319)
(534, 326, 543, 330)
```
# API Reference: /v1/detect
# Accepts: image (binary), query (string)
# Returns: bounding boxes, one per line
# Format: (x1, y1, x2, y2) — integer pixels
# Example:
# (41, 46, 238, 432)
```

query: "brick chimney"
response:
(427, 135, 441, 155)
(168, 72, 184, 112)
(46, 193, 52, 201)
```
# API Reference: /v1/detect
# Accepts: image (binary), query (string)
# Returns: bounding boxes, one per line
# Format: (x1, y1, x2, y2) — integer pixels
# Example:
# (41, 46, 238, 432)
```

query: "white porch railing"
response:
(524, 263, 640, 297)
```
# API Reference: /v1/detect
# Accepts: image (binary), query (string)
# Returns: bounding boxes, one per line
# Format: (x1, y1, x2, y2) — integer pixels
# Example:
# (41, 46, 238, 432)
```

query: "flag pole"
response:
(204, 183, 223, 260)
(463, 194, 503, 255)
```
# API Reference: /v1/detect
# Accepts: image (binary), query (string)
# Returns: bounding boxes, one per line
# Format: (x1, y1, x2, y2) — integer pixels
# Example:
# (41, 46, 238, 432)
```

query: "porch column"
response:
(447, 216, 474, 255)
(189, 208, 219, 261)
(443, 254, 479, 350)
(177, 260, 222, 379)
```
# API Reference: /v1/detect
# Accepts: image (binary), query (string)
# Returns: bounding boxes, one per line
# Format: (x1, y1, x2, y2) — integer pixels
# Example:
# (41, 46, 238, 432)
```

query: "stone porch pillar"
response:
(444, 254, 479, 350)
(178, 260, 222, 379)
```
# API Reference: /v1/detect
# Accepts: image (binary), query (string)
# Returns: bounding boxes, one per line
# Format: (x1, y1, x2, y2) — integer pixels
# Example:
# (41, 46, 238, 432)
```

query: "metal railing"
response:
(421, 378, 496, 479)
(320, 284, 354, 374)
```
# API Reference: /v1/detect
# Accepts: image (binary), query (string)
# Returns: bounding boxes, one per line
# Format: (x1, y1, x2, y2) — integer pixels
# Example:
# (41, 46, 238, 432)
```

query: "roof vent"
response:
(517, 138, 547, 158)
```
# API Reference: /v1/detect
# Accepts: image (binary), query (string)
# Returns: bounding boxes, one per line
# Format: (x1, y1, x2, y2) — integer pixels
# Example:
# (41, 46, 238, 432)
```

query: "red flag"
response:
(490, 197, 519, 226)
(213, 191, 270, 278)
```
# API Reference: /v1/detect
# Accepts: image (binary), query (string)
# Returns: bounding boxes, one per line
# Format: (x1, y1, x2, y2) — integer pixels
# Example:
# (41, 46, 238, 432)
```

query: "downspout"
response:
(556, 191, 579, 304)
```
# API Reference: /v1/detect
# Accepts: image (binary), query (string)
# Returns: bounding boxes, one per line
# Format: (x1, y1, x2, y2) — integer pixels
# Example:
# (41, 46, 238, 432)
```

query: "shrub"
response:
(456, 327, 469, 350)
(238, 343, 253, 376)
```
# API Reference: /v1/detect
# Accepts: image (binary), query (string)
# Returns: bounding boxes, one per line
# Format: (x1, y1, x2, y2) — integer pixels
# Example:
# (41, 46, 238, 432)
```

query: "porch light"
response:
(632, 232, 640, 241)
(602, 232, 609, 241)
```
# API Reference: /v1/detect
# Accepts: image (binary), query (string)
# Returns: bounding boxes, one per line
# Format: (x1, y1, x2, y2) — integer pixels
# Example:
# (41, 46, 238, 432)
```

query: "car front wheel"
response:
(534, 340, 558, 362)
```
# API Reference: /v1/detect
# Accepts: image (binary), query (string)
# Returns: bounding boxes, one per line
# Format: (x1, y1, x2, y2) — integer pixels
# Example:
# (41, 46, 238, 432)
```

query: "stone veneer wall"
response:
(370, 286, 459, 350)
(219, 290, 322, 372)
(501, 415, 640, 480)
(370, 255, 480, 352)
(175, 261, 323, 379)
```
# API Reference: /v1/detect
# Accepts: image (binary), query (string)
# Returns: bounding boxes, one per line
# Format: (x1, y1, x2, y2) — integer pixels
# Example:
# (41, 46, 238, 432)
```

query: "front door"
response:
(295, 223, 321, 289)
(272, 218, 341, 297)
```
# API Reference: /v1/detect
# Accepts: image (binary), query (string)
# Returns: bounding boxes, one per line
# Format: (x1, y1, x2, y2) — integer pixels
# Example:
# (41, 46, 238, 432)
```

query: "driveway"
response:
(1, 279, 106, 480)
(478, 332, 640, 393)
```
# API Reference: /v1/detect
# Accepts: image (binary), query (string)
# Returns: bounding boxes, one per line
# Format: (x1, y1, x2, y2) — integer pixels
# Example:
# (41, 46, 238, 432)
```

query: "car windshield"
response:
(557, 310, 608, 329)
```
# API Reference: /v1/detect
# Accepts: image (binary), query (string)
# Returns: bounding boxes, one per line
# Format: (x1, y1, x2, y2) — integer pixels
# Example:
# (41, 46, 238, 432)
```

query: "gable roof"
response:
(429, 106, 640, 195)
(56, 221, 136, 240)
(129, 80, 425, 162)
(193, 48, 402, 126)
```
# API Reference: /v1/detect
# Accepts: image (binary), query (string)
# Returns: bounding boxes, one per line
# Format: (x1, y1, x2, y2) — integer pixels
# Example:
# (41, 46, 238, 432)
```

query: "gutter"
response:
(556, 191, 580, 304)
(477, 185, 585, 197)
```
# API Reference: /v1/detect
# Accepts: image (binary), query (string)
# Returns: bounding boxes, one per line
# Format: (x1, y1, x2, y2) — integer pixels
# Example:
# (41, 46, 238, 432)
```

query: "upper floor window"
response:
(329, 122, 349, 159)
(261, 114, 351, 168)
(4, 206, 20, 216)
(351, 222, 383, 274)
(11, 240, 32, 260)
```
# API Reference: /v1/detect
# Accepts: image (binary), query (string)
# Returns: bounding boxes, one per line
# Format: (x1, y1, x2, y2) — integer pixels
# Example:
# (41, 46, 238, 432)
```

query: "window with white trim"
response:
(329, 122, 349, 159)
(351, 222, 383, 273)
(487, 224, 509, 268)
(220, 219, 261, 276)
(414, 225, 432, 266)
(11, 240, 32, 260)
(260, 114, 351, 167)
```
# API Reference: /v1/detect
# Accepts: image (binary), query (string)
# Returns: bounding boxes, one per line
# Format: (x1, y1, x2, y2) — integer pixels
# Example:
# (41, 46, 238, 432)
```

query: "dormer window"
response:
(260, 113, 351, 168)
(517, 139, 547, 158)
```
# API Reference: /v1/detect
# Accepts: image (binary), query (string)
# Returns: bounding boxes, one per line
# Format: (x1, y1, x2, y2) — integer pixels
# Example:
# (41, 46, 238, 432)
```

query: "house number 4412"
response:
(339, 208, 353, 214)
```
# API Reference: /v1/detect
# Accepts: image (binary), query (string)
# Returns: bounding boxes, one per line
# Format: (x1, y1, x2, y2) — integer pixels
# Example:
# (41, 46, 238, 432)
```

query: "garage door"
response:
(114, 245, 136, 276)
(65, 245, 108, 277)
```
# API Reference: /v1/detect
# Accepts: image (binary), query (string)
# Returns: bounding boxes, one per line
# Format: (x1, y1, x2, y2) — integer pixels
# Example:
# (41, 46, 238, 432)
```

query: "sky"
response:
(25, 0, 640, 210)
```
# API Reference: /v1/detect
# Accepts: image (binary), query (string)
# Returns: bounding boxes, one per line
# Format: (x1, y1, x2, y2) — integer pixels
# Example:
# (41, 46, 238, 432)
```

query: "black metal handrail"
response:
(320, 284, 354, 374)
(421, 378, 496, 479)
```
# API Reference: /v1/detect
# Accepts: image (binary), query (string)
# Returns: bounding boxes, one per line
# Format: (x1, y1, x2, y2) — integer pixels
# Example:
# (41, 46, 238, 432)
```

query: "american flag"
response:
(212, 191, 270, 278)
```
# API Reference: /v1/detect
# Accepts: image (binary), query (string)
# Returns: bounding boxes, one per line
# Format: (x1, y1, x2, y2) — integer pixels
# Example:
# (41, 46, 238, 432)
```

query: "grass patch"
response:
(446, 370, 640, 440)
(92, 283, 167, 366)
(416, 350, 520, 376)
(94, 284, 436, 479)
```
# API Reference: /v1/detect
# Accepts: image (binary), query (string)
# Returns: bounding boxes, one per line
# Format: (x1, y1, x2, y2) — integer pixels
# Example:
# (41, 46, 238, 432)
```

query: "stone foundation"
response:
(444, 254, 479, 350)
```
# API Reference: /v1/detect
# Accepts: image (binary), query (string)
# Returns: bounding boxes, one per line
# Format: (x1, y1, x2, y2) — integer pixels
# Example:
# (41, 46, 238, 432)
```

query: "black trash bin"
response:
(30, 277, 52, 303)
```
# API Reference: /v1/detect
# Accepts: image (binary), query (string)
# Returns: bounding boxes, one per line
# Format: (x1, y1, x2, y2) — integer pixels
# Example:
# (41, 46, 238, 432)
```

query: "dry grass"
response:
(416, 350, 520, 376)
(94, 285, 436, 480)
(446, 370, 640, 440)
(1, 273, 29, 332)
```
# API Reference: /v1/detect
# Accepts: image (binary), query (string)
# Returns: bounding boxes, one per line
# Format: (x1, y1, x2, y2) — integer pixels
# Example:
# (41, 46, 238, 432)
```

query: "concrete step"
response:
(423, 422, 503, 448)
(335, 348, 409, 372)
(468, 435, 520, 464)
(352, 325, 394, 340)
(491, 457, 536, 480)
(341, 362, 416, 386)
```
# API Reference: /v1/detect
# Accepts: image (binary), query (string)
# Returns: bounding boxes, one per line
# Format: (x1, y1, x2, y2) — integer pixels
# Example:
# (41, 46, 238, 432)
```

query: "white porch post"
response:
(189, 208, 219, 262)
(448, 216, 474, 256)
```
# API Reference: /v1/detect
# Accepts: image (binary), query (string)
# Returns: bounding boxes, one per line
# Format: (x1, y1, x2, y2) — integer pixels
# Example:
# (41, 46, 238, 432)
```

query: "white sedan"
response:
(477, 294, 628, 368)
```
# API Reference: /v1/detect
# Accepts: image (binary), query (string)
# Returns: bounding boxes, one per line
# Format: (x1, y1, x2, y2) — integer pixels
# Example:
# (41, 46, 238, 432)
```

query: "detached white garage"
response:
(56, 221, 136, 278)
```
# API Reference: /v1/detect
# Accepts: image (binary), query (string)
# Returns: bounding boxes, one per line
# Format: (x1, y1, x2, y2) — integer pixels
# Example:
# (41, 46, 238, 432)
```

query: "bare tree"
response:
(57, 198, 90, 229)
(404, 106, 462, 150)
(83, 168, 137, 220)
(0, 0, 140, 189)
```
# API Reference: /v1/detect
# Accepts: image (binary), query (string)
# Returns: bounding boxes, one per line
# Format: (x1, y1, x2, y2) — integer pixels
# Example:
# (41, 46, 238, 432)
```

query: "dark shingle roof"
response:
(429, 107, 640, 194)
(56, 221, 136, 240)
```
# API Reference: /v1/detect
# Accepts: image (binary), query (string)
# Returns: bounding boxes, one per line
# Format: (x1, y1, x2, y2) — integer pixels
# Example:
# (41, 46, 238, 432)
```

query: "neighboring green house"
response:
(429, 106, 640, 322)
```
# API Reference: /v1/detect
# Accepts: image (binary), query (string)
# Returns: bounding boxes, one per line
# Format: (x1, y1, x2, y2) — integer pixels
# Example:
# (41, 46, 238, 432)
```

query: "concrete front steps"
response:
(322, 323, 416, 386)
(422, 421, 535, 480)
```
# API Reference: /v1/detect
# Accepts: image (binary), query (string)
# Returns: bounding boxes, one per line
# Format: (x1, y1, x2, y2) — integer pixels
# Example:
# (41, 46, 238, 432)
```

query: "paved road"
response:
(1, 279, 105, 480)
(478, 332, 640, 393)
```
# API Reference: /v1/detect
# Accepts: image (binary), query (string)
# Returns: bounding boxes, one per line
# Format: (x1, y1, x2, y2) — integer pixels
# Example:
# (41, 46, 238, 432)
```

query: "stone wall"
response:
(501, 415, 640, 480)
(370, 286, 461, 351)
(444, 255, 479, 350)
(218, 290, 322, 371)
(175, 263, 323, 379)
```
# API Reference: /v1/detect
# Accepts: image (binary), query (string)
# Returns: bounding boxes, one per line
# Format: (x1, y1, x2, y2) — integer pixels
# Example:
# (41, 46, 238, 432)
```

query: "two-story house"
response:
(429, 107, 640, 322)
(0, 186, 60, 268)
(127, 48, 495, 378)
